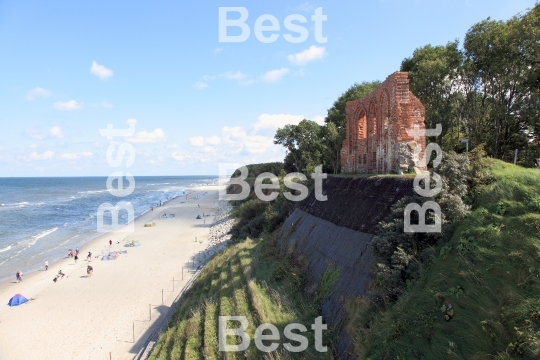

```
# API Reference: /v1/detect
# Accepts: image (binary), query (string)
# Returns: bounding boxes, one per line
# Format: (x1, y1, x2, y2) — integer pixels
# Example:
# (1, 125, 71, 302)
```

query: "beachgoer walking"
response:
(87, 265, 93, 277)
(74, 254, 78, 264)
(109, 239, 112, 246)
(45, 260, 49, 271)
(87, 252, 92, 261)
(75, 248, 79, 256)
(67, 250, 72, 258)
(16, 271, 21, 283)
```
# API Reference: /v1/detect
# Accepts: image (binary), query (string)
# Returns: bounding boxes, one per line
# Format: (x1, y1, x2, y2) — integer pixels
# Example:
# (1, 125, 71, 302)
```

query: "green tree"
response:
(322, 122, 341, 174)
(325, 81, 381, 133)
(274, 119, 326, 174)
(323, 81, 380, 173)
(463, 6, 540, 158)
(401, 41, 464, 148)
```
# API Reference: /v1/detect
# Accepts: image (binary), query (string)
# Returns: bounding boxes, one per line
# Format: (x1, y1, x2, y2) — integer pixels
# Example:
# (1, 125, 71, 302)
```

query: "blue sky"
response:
(0, 0, 536, 176)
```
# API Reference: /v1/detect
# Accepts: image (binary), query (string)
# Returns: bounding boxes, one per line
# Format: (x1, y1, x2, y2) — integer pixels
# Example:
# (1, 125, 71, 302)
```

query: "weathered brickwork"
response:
(341, 72, 427, 174)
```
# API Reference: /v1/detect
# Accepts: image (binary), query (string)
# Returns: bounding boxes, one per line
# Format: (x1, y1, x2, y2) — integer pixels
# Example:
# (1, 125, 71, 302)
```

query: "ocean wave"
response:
(78, 190, 109, 194)
(0, 245, 12, 253)
(29, 227, 58, 246)
(0, 201, 45, 208)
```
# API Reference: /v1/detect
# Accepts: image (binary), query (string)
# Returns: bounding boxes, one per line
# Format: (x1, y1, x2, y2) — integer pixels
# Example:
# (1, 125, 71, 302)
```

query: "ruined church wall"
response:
(341, 72, 427, 174)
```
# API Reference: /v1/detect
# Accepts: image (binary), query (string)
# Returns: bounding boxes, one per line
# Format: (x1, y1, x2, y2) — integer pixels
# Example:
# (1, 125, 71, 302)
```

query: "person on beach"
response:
(67, 250, 72, 258)
(16, 271, 21, 283)
(74, 254, 78, 264)
(45, 260, 48, 270)
(53, 275, 58, 283)
(87, 265, 93, 277)
(58, 270, 65, 279)
(75, 248, 79, 256)
(109, 239, 112, 246)
(87, 252, 92, 261)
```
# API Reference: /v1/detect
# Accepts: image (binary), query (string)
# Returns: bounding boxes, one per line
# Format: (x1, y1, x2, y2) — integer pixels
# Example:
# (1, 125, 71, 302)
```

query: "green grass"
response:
(148, 235, 335, 359)
(345, 160, 540, 359)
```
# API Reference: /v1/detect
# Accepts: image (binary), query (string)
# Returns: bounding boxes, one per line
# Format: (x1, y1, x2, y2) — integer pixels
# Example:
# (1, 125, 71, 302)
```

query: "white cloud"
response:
(125, 128, 166, 143)
(26, 125, 68, 140)
(253, 114, 305, 132)
(298, 2, 314, 12)
(59, 152, 93, 160)
(287, 45, 327, 65)
(27, 87, 51, 101)
(193, 81, 209, 90)
(126, 119, 138, 126)
(172, 151, 186, 161)
(28, 144, 38, 149)
(221, 71, 256, 85)
(26, 151, 54, 161)
(202, 146, 216, 154)
(190, 135, 221, 147)
(223, 71, 248, 81)
(53, 100, 83, 110)
(214, 47, 223, 54)
(262, 68, 289, 82)
(190, 136, 205, 147)
(94, 101, 114, 108)
(90, 61, 114, 80)
(50, 126, 63, 138)
(313, 115, 325, 125)
(205, 136, 221, 145)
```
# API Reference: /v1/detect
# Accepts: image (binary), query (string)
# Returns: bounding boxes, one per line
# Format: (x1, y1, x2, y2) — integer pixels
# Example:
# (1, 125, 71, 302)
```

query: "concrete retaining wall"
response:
(278, 175, 415, 358)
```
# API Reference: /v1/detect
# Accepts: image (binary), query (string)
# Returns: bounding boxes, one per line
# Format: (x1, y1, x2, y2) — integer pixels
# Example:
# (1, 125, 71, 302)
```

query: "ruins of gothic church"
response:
(340, 72, 428, 174)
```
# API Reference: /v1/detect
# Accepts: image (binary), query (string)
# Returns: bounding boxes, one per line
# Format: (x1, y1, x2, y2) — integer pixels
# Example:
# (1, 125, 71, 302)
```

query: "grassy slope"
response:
(350, 161, 540, 359)
(149, 235, 335, 360)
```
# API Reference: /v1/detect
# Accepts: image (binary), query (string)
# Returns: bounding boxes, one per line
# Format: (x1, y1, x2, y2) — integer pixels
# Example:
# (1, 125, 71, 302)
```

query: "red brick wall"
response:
(341, 72, 427, 174)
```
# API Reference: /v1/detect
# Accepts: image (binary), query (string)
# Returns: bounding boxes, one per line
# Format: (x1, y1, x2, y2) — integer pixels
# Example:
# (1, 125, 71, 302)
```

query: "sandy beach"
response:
(0, 184, 230, 360)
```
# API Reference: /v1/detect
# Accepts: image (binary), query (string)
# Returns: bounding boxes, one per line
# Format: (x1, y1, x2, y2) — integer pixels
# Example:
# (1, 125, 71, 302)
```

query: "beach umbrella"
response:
(8, 294, 28, 307)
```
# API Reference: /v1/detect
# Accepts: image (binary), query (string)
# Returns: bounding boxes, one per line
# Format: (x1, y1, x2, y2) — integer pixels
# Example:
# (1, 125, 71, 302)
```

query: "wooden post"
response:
(110, 352, 111, 360)
(514, 149, 518, 164)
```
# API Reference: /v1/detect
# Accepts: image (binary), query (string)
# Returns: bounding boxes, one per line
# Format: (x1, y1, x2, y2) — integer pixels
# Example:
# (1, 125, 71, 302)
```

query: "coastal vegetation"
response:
(148, 234, 336, 359)
(345, 160, 540, 359)
(148, 5, 540, 359)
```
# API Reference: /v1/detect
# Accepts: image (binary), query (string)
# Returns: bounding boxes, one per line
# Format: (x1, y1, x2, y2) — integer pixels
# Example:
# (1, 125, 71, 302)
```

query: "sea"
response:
(0, 176, 218, 282)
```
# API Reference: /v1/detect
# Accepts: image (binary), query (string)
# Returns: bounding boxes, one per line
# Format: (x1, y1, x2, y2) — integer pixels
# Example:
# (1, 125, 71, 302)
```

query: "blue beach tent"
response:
(8, 294, 28, 306)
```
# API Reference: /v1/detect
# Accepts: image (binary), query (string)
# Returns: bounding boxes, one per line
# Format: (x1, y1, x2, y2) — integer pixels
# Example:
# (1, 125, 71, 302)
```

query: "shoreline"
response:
(0, 182, 229, 360)
(0, 183, 209, 284)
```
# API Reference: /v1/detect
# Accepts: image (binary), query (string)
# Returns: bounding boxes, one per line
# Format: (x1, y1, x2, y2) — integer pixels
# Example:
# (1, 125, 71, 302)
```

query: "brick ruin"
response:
(340, 72, 427, 174)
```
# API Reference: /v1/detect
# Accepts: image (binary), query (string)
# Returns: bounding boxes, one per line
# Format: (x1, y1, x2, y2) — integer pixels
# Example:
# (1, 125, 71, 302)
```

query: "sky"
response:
(0, 0, 537, 176)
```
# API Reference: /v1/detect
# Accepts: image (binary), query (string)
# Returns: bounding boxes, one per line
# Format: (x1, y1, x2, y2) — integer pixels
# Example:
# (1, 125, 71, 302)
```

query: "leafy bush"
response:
(370, 151, 473, 301)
